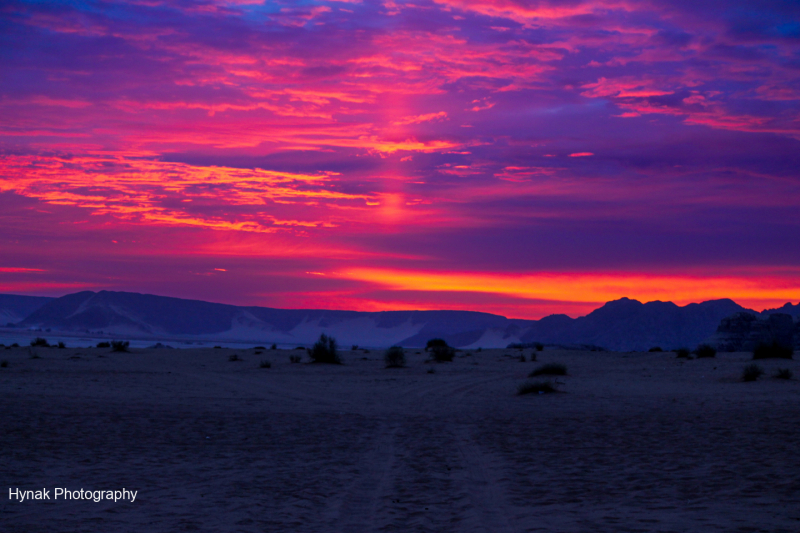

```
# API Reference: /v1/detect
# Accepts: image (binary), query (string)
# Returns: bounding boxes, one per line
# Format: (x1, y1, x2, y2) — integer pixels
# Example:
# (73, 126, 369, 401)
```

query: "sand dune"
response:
(2, 345, 799, 532)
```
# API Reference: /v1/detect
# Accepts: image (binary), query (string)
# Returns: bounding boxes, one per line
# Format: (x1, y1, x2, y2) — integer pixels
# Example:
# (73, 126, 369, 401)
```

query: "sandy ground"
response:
(1, 345, 799, 532)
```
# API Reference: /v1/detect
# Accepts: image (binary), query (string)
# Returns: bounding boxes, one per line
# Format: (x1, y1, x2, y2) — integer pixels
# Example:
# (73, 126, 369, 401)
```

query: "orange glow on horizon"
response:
(336, 268, 800, 317)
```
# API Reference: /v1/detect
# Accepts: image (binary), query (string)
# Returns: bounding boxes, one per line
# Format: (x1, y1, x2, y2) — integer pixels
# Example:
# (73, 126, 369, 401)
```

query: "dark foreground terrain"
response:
(2, 346, 799, 532)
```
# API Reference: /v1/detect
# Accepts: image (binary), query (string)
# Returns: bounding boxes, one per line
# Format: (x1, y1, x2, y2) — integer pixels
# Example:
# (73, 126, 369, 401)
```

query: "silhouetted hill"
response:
(518, 298, 752, 351)
(761, 302, 800, 318)
(7, 290, 768, 350)
(0, 293, 53, 325)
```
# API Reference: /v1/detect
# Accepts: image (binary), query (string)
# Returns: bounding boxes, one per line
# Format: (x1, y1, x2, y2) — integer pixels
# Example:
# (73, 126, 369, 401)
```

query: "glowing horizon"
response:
(1, 0, 799, 319)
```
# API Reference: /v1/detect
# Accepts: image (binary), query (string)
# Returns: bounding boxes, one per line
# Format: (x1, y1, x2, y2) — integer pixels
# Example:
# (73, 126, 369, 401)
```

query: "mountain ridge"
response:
(4, 290, 794, 350)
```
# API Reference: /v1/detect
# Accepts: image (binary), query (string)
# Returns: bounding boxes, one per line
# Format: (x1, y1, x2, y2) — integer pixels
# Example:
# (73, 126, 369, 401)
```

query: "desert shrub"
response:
(431, 345, 455, 362)
(674, 347, 691, 359)
(295, 346, 305, 350)
(476, 347, 482, 352)
(229, 354, 243, 362)
(271, 344, 277, 350)
(309, 333, 340, 364)
(30, 337, 49, 347)
(517, 380, 556, 395)
(214, 346, 222, 349)
(753, 341, 793, 360)
(529, 363, 567, 377)
(519, 354, 526, 362)
(533, 342, 544, 352)
(0, 360, 8, 368)
(110, 340, 130, 352)
(427, 366, 436, 374)
(775, 368, 793, 380)
(96, 341, 110, 348)
(57, 341, 66, 349)
(254, 346, 265, 350)
(289, 354, 302, 364)
(648, 346, 663, 352)
(426, 338, 448, 351)
(259, 360, 272, 369)
(694, 344, 717, 358)
(351, 344, 359, 350)
(384, 346, 406, 368)
(742, 363, 764, 382)
(11, 343, 19, 348)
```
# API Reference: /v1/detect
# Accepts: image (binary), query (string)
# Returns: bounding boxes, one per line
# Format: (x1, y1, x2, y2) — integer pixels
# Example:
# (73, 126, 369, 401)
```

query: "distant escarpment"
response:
(707, 312, 799, 352)
(4, 290, 768, 351)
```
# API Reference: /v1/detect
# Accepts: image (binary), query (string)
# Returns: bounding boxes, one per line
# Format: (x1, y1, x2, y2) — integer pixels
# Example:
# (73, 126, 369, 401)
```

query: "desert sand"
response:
(1, 344, 799, 532)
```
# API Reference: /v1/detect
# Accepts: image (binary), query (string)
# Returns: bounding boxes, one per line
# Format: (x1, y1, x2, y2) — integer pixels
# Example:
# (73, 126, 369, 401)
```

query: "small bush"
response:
(254, 346, 265, 350)
(675, 348, 691, 359)
(30, 337, 49, 347)
(384, 346, 406, 368)
(426, 338, 448, 351)
(694, 344, 716, 358)
(271, 344, 277, 350)
(96, 341, 110, 348)
(214, 346, 222, 349)
(648, 346, 663, 352)
(477, 347, 482, 352)
(431, 345, 455, 362)
(529, 363, 567, 377)
(753, 341, 793, 360)
(742, 363, 764, 382)
(228, 354, 242, 362)
(533, 342, 544, 352)
(351, 344, 359, 351)
(0, 360, 8, 368)
(110, 340, 130, 352)
(289, 354, 302, 364)
(775, 368, 792, 380)
(519, 354, 526, 362)
(57, 341, 66, 349)
(309, 334, 340, 364)
(517, 380, 556, 395)
(426, 366, 436, 374)
(259, 360, 272, 369)
(11, 343, 19, 348)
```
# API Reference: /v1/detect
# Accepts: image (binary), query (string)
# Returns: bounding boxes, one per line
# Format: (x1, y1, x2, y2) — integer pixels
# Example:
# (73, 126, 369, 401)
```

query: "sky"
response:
(1, 0, 800, 318)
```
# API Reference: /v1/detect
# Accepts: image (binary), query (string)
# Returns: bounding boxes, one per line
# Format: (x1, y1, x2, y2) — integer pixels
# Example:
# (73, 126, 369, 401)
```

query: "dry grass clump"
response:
(30, 337, 49, 347)
(694, 344, 717, 358)
(529, 363, 567, 377)
(742, 363, 764, 382)
(517, 380, 557, 395)
(96, 341, 110, 348)
(384, 346, 406, 368)
(648, 346, 663, 352)
(259, 360, 272, 369)
(0, 360, 8, 368)
(674, 347, 691, 359)
(289, 354, 302, 364)
(431, 345, 455, 362)
(110, 340, 130, 352)
(775, 368, 792, 380)
(753, 341, 793, 360)
(228, 354, 242, 362)
(309, 334, 341, 364)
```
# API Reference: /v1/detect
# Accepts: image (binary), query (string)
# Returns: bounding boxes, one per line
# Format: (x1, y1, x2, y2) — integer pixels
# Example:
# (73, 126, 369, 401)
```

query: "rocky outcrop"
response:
(708, 312, 797, 352)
